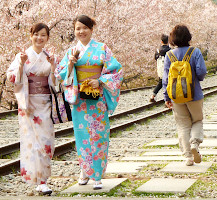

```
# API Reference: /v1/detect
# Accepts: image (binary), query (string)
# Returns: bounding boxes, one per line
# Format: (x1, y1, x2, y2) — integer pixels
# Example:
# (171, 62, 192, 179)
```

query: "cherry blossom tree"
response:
(0, 0, 216, 108)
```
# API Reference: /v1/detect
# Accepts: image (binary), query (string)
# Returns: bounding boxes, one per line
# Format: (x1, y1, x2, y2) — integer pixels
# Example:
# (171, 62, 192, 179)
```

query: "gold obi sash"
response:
(76, 65, 102, 83)
(76, 65, 102, 99)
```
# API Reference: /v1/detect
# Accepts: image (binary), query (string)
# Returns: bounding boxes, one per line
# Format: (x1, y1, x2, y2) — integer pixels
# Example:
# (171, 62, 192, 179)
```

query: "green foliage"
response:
(206, 59, 217, 75)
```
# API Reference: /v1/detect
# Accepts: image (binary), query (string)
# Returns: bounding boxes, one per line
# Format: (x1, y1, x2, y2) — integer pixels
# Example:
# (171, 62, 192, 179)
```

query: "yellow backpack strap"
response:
(182, 47, 195, 62)
(167, 50, 178, 63)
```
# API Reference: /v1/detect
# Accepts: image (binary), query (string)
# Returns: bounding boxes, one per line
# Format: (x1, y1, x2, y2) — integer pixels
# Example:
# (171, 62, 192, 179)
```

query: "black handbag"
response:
(50, 86, 72, 124)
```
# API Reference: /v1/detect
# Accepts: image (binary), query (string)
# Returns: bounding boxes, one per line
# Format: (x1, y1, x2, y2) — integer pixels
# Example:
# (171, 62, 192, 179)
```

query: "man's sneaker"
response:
(191, 143, 202, 163)
(185, 157, 194, 166)
(36, 184, 52, 195)
(93, 180, 103, 190)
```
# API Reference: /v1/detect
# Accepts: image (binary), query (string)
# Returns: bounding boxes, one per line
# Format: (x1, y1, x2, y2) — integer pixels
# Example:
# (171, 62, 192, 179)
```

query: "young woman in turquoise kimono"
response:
(56, 15, 123, 190)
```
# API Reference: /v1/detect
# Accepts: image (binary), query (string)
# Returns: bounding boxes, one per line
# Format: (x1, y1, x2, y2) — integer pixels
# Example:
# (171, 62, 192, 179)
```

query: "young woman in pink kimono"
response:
(7, 23, 57, 195)
(56, 15, 123, 190)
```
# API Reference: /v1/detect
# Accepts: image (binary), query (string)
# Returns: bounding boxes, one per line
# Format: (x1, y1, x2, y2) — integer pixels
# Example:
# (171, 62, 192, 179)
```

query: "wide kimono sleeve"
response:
(7, 53, 23, 85)
(7, 53, 29, 109)
(55, 48, 74, 86)
(99, 44, 123, 115)
(55, 48, 79, 104)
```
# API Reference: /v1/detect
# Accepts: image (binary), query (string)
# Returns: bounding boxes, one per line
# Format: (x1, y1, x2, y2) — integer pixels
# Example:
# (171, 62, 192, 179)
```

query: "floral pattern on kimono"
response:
(56, 39, 123, 181)
(7, 46, 55, 185)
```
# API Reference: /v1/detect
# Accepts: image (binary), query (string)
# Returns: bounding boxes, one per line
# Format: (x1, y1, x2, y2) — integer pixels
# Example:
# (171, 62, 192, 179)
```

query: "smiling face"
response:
(30, 28, 49, 53)
(74, 21, 93, 46)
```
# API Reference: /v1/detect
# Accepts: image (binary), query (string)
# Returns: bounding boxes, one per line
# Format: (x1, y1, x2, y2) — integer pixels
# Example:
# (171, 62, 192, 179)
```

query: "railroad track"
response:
(0, 86, 154, 119)
(0, 86, 217, 175)
(0, 85, 217, 176)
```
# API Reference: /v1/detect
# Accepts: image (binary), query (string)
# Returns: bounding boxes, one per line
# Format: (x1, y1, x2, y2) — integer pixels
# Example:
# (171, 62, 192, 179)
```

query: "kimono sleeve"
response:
(99, 44, 123, 115)
(7, 53, 23, 85)
(55, 48, 74, 86)
(48, 55, 61, 92)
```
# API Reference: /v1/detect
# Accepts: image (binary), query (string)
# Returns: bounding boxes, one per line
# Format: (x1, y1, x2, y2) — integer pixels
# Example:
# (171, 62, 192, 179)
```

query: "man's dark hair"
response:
(161, 34, 169, 44)
(169, 25, 192, 47)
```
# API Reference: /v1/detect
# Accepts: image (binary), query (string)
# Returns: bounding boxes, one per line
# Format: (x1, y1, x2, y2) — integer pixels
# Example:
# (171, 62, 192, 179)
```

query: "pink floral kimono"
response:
(7, 46, 55, 185)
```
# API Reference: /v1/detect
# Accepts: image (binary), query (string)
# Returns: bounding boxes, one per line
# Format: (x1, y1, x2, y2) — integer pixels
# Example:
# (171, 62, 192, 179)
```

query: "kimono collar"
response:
(29, 46, 43, 58)
(78, 39, 93, 51)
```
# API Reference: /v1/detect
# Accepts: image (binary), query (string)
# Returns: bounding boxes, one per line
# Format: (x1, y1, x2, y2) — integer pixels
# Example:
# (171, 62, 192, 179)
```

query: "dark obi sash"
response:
(28, 76, 50, 94)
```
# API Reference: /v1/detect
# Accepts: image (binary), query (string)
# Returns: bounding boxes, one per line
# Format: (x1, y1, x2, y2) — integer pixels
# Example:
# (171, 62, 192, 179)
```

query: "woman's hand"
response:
(68, 55, 78, 66)
(88, 79, 99, 89)
(165, 101, 173, 109)
(17, 46, 28, 66)
(68, 49, 79, 77)
(47, 48, 56, 72)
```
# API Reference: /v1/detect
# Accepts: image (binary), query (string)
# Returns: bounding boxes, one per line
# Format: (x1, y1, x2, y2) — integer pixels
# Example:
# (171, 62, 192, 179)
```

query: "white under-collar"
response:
(78, 39, 92, 51)
(30, 46, 43, 58)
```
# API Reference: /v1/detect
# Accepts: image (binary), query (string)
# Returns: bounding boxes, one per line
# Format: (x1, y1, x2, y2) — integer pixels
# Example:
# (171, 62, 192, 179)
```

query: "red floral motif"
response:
(92, 113, 97, 118)
(78, 157, 83, 165)
(76, 107, 82, 112)
(96, 115, 104, 122)
(33, 116, 42, 125)
(93, 134, 100, 142)
(93, 155, 99, 160)
(41, 181, 46, 184)
(97, 143, 102, 148)
(9, 74, 16, 83)
(24, 175, 31, 181)
(45, 145, 51, 154)
(98, 150, 104, 159)
(90, 105, 96, 110)
(25, 59, 31, 64)
(18, 108, 25, 117)
(80, 102, 87, 111)
(28, 72, 35, 77)
(21, 167, 27, 176)
(86, 168, 94, 176)
(85, 148, 90, 152)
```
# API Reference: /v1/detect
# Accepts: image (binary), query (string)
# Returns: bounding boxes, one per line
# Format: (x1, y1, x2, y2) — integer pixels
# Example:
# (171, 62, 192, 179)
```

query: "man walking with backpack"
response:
(162, 25, 207, 166)
(150, 34, 171, 103)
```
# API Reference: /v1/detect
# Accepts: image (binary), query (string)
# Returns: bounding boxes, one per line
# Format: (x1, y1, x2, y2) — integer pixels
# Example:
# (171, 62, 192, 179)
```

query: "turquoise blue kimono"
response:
(56, 39, 123, 181)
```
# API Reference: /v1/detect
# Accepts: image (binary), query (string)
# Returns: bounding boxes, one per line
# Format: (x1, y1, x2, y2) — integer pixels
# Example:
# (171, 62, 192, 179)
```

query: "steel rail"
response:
(0, 87, 217, 175)
(0, 86, 153, 118)
(0, 85, 217, 156)
(0, 139, 75, 176)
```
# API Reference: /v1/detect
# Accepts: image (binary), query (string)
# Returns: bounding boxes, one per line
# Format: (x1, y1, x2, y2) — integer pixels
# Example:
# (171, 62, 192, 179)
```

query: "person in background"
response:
(55, 15, 123, 190)
(150, 34, 170, 103)
(162, 24, 207, 166)
(7, 23, 57, 195)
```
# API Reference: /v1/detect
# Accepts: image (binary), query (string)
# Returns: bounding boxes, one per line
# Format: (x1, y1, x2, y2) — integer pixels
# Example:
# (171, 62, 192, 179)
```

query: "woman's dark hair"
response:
(30, 23, 50, 37)
(169, 25, 192, 47)
(73, 15, 96, 30)
(161, 34, 169, 44)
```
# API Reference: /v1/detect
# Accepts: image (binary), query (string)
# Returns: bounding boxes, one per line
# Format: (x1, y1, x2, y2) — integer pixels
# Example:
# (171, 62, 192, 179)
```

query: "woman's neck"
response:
(80, 39, 91, 47)
(32, 46, 43, 54)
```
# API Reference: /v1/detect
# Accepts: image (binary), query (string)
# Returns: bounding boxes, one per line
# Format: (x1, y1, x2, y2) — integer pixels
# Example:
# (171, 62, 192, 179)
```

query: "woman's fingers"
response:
(88, 79, 99, 89)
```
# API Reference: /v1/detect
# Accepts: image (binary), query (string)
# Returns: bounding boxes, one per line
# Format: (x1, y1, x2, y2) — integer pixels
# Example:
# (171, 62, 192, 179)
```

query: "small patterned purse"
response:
(80, 80, 100, 100)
